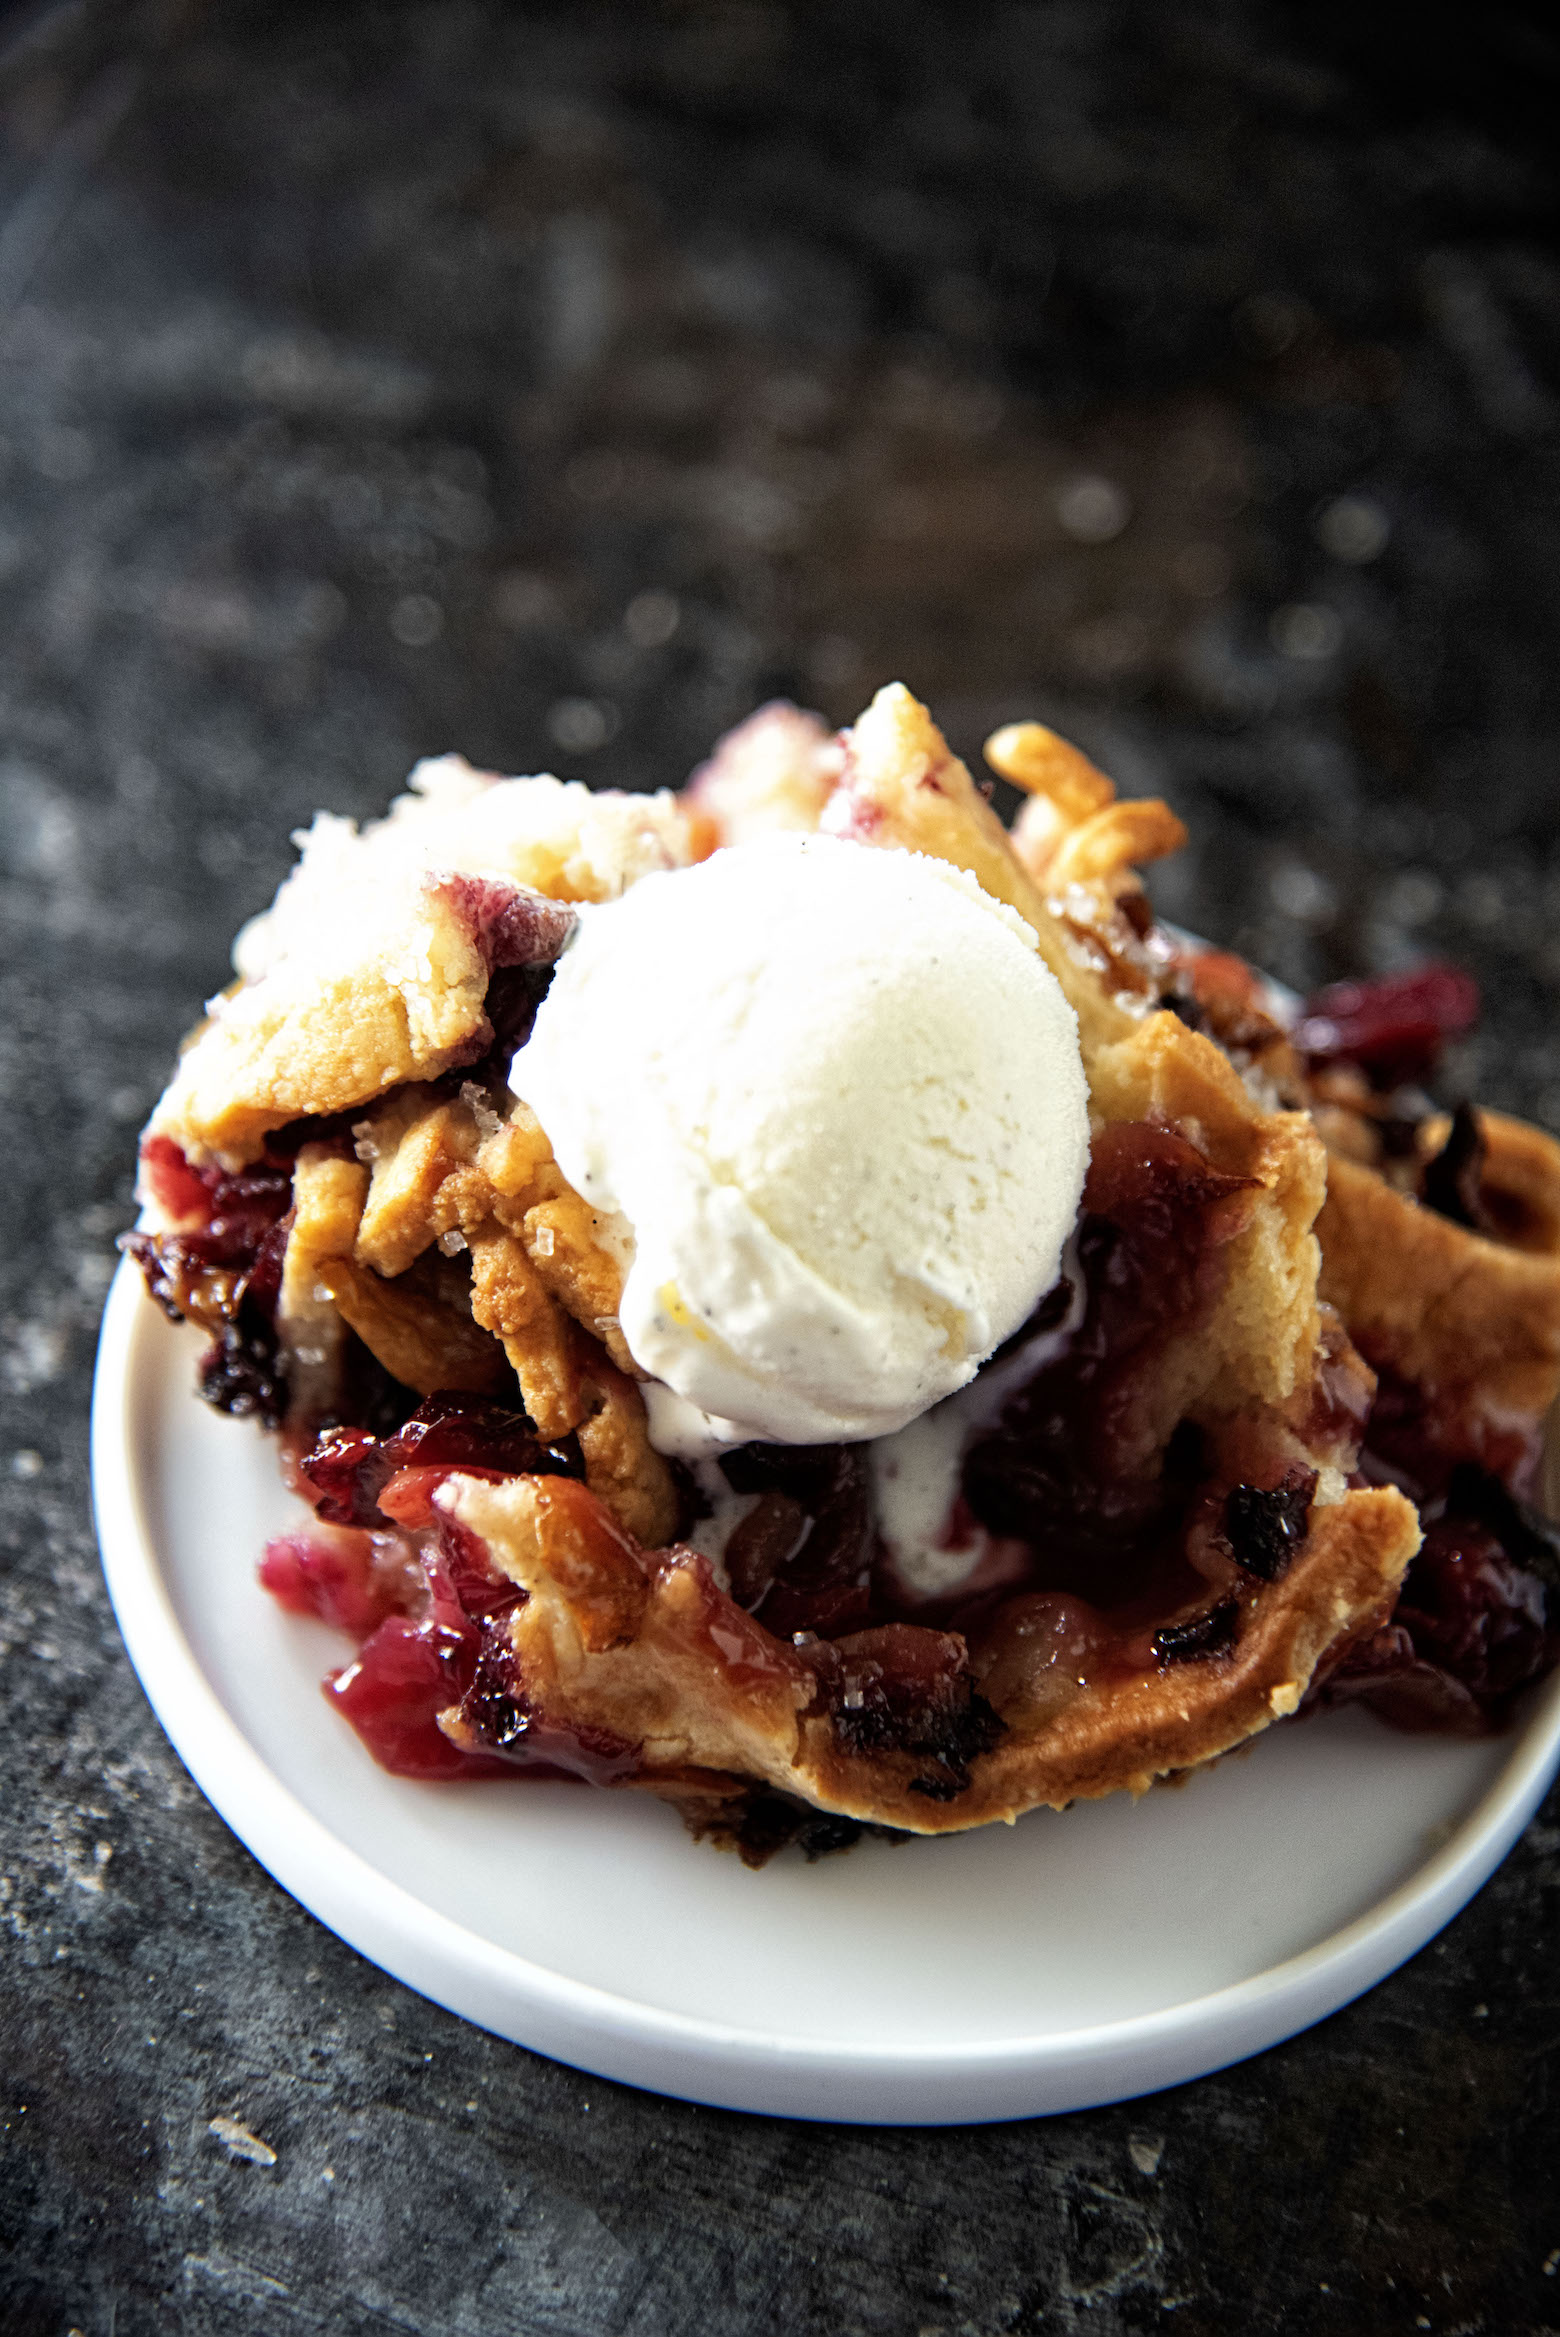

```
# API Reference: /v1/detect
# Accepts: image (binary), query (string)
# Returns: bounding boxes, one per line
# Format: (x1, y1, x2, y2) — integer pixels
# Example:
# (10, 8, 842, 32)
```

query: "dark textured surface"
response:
(3, 2, 1560, 2330)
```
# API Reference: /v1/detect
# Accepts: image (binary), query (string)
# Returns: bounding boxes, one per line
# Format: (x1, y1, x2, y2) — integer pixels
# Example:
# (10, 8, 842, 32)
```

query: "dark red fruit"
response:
(723, 1491, 809, 1609)
(1153, 1600, 1239, 1664)
(451, 1632, 642, 1784)
(1293, 962, 1479, 1088)
(1315, 1624, 1488, 1734)
(325, 1616, 516, 1780)
(258, 1530, 398, 1636)
(270, 1453, 639, 1787)
(1333, 1403, 1560, 1730)
(137, 1135, 294, 1262)
(1419, 1101, 1489, 1231)
(718, 1443, 874, 1638)
(962, 1122, 1254, 1591)
(297, 1393, 580, 1528)
(127, 1138, 297, 1426)
(1321, 1510, 1556, 1735)
(138, 1133, 218, 1222)
(1398, 1518, 1553, 1706)
(315, 1495, 547, 1781)
(1360, 1358, 1539, 1502)
(431, 874, 577, 970)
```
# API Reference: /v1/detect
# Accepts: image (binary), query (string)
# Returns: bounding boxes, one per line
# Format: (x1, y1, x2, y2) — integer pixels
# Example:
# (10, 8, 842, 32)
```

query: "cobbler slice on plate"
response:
(126, 692, 1560, 1858)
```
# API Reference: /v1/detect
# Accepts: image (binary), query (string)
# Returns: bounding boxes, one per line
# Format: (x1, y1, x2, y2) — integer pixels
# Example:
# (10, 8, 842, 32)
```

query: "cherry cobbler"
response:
(127, 688, 1560, 1860)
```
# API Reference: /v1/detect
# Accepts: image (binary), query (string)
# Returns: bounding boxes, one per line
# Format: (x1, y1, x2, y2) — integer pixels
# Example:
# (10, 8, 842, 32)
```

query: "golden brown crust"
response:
(991, 724, 1187, 899)
(572, 1363, 683, 1552)
(808, 686, 1328, 1441)
(823, 683, 1141, 1060)
(283, 1142, 508, 1396)
(521, 1193, 631, 1367)
(461, 1223, 677, 1543)
(1317, 1149, 1560, 1432)
(349, 1083, 638, 1374)
(321, 1251, 512, 1397)
(440, 1472, 1418, 1833)
(149, 777, 702, 1170)
(355, 1095, 484, 1278)
(1040, 797, 1190, 890)
(152, 920, 493, 1171)
(957, 1487, 1419, 1816)
(1086, 1014, 1326, 1433)
(467, 1220, 592, 1437)
(984, 720, 1117, 820)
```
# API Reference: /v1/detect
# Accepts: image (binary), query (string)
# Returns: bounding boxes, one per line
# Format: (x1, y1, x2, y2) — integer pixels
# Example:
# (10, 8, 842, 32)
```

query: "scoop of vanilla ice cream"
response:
(511, 831, 1090, 1449)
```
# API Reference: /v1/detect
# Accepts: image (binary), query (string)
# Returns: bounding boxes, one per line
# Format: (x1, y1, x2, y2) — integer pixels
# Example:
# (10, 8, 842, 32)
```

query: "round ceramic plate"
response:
(92, 1257, 1560, 2124)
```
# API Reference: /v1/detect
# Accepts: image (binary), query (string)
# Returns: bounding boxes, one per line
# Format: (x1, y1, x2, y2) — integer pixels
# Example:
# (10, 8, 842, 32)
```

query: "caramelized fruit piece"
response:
(258, 1528, 400, 1636)
(326, 1615, 517, 1779)
(1153, 1602, 1239, 1664)
(1223, 1468, 1317, 1582)
(808, 1622, 1005, 1800)
(1322, 1514, 1555, 1734)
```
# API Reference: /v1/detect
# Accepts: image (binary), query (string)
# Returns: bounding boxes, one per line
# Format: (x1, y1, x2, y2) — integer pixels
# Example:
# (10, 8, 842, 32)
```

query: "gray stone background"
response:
(3, 0, 1559, 2329)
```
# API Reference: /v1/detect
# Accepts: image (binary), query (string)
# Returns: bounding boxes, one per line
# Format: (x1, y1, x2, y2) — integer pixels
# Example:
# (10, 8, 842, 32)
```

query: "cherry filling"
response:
(714, 1444, 875, 1637)
(960, 1123, 1254, 1596)
(127, 1133, 418, 1436)
(807, 1623, 1005, 1800)
(264, 1401, 607, 1780)
(296, 1392, 582, 1528)
(1293, 962, 1480, 1090)
(1320, 1381, 1560, 1731)
(125, 1136, 296, 1426)
(266, 1458, 635, 1783)
(317, 1476, 526, 1784)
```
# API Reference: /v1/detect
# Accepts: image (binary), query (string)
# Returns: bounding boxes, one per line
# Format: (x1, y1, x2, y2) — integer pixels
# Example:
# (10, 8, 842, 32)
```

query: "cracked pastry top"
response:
(127, 687, 1560, 1859)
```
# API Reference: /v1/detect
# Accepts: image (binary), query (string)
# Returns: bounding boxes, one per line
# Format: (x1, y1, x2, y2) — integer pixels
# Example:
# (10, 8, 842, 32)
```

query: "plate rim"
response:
(91, 1256, 1560, 2123)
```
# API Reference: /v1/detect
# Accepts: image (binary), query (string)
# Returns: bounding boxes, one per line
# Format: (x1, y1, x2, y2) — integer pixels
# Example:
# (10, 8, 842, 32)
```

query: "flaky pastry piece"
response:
(151, 757, 702, 1169)
(272, 1096, 680, 1550)
(426, 1468, 1414, 1834)
(684, 700, 842, 843)
(134, 763, 694, 1549)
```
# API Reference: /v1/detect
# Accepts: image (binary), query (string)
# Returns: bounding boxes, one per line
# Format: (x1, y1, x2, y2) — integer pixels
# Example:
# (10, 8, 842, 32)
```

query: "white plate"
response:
(92, 1257, 1560, 2123)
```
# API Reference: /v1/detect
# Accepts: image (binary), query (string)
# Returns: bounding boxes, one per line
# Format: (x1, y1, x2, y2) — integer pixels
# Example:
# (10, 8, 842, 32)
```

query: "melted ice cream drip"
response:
(872, 1240, 1087, 1602)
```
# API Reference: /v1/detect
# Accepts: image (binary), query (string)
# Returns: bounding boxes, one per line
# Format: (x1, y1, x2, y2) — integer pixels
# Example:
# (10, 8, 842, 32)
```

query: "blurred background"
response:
(3, 3, 1559, 2330)
(4, 4, 1559, 1126)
